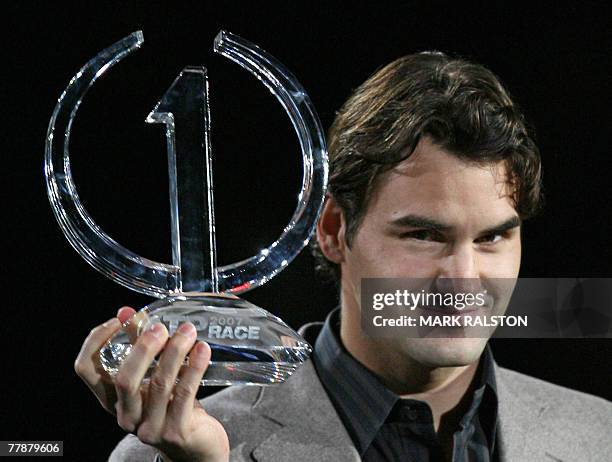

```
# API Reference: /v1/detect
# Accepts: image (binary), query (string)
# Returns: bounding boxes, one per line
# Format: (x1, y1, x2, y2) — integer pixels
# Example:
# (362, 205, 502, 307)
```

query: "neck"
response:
(339, 292, 480, 431)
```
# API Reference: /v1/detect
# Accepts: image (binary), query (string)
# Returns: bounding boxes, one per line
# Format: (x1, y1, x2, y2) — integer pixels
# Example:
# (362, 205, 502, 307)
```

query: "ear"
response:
(316, 195, 347, 264)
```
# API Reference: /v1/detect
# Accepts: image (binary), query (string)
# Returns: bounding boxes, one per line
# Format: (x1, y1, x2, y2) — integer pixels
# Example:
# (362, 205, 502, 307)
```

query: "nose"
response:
(436, 244, 481, 292)
(440, 244, 479, 278)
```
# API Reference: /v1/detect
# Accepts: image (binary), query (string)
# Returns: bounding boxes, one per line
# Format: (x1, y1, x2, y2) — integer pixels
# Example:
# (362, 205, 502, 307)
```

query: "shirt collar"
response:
(311, 306, 498, 455)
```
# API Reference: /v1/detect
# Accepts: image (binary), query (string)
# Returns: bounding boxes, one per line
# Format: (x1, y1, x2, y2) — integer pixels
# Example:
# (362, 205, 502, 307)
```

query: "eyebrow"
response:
(388, 214, 521, 235)
(480, 216, 522, 235)
(389, 215, 451, 231)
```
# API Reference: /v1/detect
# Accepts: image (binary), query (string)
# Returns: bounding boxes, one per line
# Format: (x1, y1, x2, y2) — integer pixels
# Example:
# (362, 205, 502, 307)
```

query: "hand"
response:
(75, 307, 230, 462)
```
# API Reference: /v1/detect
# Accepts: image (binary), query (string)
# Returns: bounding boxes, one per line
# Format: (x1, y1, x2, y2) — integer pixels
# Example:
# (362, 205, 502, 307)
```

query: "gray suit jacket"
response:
(109, 357, 612, 462)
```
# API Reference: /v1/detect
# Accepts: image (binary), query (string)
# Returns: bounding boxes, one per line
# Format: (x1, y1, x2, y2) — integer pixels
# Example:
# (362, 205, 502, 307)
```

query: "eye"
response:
(400, 230, 444, 242)
(475, 233, 504, 244)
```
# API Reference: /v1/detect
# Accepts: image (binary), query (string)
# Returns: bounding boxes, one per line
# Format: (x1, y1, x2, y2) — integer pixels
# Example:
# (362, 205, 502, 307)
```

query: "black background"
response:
(3, 2, 611, 460)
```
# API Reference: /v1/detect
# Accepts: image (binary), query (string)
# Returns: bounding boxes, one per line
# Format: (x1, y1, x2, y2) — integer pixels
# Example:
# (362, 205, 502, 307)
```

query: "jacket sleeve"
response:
(108, 434, 159, 462)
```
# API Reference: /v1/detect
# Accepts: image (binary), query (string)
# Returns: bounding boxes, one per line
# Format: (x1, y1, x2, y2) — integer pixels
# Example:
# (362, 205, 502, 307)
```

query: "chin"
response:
(399, 336, 489, 368)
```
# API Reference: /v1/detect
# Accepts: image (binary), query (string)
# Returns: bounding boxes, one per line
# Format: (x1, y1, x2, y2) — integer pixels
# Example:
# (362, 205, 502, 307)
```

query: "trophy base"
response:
(99, 293, 312, 386)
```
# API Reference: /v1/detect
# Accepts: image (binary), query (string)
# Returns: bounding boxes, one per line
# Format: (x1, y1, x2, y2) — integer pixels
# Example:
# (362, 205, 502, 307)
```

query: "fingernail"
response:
(178, 322, 196, 336)
(146, 322, 164, 338)
(196, 341, 210, 356)
(117, 307, 131, 317)
(190, 342, 210, 368)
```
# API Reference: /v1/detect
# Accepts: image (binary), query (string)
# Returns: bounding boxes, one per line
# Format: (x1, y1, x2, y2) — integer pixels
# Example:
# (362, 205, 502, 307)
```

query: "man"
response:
(76, 52, 612, 461)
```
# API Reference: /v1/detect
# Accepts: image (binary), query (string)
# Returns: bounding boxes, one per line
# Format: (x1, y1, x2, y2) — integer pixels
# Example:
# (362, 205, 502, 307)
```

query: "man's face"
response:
(341, 137, 521, 367)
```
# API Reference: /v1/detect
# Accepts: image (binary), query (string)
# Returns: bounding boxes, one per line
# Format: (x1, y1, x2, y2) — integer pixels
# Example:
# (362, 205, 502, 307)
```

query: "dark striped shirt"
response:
(310, 307, 498, 461)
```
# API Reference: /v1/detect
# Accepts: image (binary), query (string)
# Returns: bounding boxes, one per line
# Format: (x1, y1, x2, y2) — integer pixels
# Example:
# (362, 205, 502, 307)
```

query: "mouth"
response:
(414, 294, 495, 316)
(417, 305, 483, 316)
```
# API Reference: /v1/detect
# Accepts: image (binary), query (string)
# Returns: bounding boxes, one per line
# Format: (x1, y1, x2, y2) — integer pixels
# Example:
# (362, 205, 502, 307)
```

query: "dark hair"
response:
(311, 51, 543, 282)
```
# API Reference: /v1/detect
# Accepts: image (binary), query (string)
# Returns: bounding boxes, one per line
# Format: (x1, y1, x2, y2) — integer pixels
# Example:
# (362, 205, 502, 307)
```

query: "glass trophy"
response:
(45, 31, 328, 385)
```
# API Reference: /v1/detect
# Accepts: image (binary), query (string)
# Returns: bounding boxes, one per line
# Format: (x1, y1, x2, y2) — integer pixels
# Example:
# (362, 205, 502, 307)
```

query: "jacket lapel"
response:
(248, 354, 566, 461)
(250, 360, 360, 462)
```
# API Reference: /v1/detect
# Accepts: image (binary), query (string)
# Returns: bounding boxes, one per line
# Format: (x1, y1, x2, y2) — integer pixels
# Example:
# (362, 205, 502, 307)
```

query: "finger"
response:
(117, 306, 136, 324)
(117, 306, 147, 344)
(140, 322, 198, 436)
(75, 316, 122, 383)
(114, 322, 168, 432)
(166, 341, 211, 427)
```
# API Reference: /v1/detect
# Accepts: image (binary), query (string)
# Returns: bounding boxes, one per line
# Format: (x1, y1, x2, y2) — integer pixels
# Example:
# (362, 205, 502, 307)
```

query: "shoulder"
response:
(200, 385, 281, 442)
(497, 366, 612, 446)
(498, 366, 611, 415)
(107, 359, 324, 461)
(200, 384, 262, 418)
